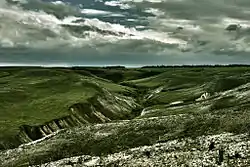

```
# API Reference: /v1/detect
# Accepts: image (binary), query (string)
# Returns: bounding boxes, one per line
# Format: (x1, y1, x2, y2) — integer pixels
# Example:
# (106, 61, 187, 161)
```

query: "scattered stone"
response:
(84, 157, 101, 166)
(218, 148, 224, 165)
(77, 157, 83, 164)
(209, 141, 215, 151)
(196, 92, 210, 101)
(235, 152, 241, 159)
(30, 133, 250, 167)
(65, 160, 74, 166)
(144, 151, 151, 158)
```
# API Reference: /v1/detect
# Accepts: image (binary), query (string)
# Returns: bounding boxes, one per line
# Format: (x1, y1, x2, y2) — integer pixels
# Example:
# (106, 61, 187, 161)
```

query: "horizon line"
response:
(1, 63, 250, 68)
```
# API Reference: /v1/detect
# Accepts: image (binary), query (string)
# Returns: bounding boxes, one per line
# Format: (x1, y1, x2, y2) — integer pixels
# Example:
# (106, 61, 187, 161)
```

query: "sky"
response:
(0, 0, 250, 66)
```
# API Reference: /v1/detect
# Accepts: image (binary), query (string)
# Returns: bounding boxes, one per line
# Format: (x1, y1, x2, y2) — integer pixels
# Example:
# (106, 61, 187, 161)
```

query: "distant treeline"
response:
(71, 66, 126, 70)
(100, 66, 126, 69)
(1, 64, 250, 70)
(141, 64, 250, 68)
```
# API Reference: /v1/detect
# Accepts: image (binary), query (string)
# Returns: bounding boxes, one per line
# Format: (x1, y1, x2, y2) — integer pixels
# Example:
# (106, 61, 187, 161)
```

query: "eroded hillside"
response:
(0, 67, 138, 150)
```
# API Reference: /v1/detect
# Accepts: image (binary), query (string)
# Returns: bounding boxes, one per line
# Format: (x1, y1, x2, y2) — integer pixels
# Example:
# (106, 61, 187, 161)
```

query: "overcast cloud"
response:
(0, 0, 250, 66)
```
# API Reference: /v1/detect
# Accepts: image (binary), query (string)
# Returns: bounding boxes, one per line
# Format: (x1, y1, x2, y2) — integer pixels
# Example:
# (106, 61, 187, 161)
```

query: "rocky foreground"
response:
(35, 133, 250, 167)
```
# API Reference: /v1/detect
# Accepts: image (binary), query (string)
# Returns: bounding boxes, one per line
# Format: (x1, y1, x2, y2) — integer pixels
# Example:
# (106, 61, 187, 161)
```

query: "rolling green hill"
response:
(0, 67, 136, 149)
(1, 66, 250, 166)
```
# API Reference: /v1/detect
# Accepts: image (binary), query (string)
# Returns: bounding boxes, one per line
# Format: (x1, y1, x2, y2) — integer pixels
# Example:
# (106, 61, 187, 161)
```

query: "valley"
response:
(1, 66, 250, 166)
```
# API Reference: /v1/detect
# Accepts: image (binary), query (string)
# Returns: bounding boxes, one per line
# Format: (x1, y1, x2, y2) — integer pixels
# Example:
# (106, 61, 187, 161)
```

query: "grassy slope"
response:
(0, 67, 133, 148)
(124, 67, 250, 105)
(132, 67, 250, 139)
(124, 67, 249, 88)
(73, 67, 164, 83)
